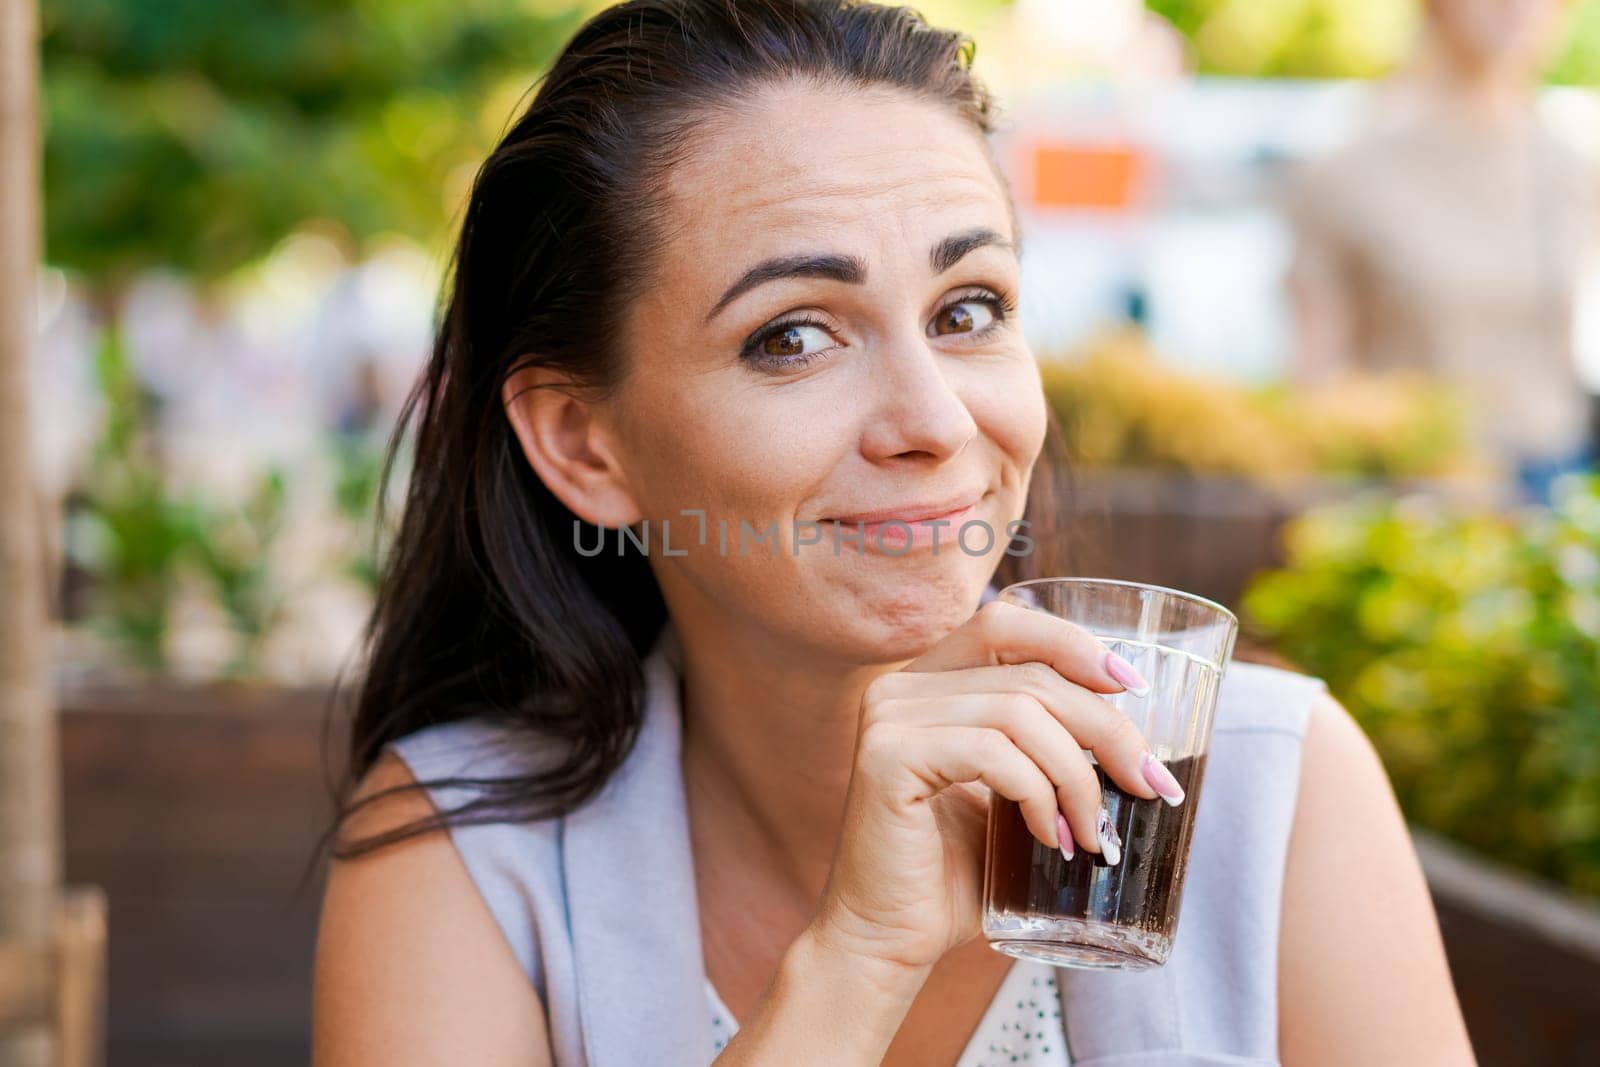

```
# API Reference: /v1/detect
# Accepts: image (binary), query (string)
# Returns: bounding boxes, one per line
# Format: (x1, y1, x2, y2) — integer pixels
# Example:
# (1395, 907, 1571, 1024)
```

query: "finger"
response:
(905, 598, 1149, 697)
(870, 662, 1162, 805)
(859, 722, 1063, 850)
(883, 691, 1110, 854)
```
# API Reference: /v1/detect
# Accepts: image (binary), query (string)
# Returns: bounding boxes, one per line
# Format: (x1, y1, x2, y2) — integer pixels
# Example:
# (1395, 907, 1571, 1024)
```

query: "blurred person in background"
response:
(1284, 0, 1600, 505)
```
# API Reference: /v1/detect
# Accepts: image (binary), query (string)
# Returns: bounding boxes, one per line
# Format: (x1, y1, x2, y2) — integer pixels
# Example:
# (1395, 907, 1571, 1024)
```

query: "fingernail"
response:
(1105, 651, 1151, 697)
(1141, 752, 1186, 807)
(1096, 805, 1122, 867)
(1056, 811, 1075, 861)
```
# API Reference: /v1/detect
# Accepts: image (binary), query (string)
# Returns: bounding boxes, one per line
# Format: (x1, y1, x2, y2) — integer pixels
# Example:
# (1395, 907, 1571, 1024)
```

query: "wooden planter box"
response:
(1065, 469, 1509, 610)
(59, 682, 343, 1067)
(1415, 831, 1600, 1064)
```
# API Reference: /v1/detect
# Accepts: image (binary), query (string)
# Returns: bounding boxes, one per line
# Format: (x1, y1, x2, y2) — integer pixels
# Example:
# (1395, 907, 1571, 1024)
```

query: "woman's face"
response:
(604, 81, 1046, 663)
(1427, 0, 1568, 76)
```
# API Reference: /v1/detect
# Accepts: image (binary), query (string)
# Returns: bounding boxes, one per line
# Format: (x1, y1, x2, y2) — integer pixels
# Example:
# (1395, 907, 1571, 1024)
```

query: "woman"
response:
(1284, 0, 1598, 505)
(313, 2, 1474, 1064)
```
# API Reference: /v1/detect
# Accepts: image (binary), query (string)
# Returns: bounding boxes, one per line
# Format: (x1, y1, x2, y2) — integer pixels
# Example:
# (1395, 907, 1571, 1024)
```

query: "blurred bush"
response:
(63, 321, 393, 683)
(1243, 478, 1600, 895)
(1147, 0, 1600, 84)
(1041, 329, 1494, 483)
(40, 0, 591, 285)
(1147, 0, 1417, 79)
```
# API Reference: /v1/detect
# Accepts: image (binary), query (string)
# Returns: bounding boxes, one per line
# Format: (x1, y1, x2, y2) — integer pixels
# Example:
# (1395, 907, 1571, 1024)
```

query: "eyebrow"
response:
(703, 226, 1016, 324)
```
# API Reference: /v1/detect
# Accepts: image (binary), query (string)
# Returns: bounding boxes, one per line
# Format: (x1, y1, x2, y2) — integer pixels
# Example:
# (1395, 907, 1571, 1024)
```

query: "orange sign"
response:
(1029, 141, 1145, 210)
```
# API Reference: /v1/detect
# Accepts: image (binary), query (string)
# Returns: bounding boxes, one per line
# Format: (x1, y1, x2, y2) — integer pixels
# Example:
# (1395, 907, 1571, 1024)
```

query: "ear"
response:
(501, 361, 641, 528)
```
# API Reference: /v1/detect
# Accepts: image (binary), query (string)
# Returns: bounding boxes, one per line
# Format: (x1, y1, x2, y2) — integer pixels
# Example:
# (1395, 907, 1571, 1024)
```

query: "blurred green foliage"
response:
(1243, 478, 1600, 895)
(39, 0, 1600, 288)
(329, 427, 404, 592)
(194, 465, 290, 665)
(1147, 0, 1418, 78)
(1041, 330, 1492, 483)
(1549, 0, 1600, 84)
(1147, 0, 1600, 83)
(41, 0, 588, 282)
(69, 323, 301, 679)
(72, 321, 203, 671)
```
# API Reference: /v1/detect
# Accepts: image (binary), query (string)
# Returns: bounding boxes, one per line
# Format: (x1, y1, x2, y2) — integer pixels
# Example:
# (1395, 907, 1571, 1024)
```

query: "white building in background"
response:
(989, 75, 1600, 392)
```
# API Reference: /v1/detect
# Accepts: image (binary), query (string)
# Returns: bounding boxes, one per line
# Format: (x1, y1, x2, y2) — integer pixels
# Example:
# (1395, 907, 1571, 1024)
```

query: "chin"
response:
(823, 558, 992, 663)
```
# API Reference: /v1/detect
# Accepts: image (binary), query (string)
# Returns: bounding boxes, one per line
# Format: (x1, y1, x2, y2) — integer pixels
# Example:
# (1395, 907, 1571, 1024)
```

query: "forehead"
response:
(656, 82, 1012, 273)
(1433, 0, 1560, 19)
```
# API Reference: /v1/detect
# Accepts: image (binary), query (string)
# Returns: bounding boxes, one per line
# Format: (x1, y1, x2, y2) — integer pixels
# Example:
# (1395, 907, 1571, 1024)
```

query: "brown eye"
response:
(934, 299, 997, 336)
(741, 318, 837, 370)
(760, 323, 830, 359)
(764, 326, 808, 358)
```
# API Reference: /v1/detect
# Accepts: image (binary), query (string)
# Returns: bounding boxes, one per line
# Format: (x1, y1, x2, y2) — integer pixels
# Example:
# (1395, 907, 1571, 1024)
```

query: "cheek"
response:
(1461, 0, 1528, 51)
(613, 371, 837, 525)
(964, 358, 1049, 474)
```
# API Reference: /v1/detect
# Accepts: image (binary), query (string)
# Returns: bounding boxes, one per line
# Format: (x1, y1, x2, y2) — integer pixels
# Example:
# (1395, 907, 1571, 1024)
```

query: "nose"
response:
(857, 332, 979, 463)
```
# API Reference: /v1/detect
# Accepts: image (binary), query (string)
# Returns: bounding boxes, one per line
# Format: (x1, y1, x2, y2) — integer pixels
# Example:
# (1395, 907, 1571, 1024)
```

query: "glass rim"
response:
(997, 576, 1239, 628)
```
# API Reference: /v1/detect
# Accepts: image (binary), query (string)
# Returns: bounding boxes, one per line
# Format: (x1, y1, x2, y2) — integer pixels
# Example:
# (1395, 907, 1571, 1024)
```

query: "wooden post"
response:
(52, 890, 105, 1067)
(0, 0, 61, 1064)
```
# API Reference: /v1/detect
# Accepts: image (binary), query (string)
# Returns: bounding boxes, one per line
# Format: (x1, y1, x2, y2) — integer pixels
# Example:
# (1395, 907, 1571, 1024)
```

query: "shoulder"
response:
(1180, 661, 1330, 918)
(1532, 123, 1600, 218)
(1277, 691, 1475, 1062)
(383, 716, 571, 840)
(388, 716, 568, 791)
(1212, 659, 1328, 740)
(1176, 661, 1329, 929)
(381, 719, 572, 982)
(1296, 686, 1381, 786)
(1200, 666, 1369, 867)
(1281, 685, 1412, 884)
(1280, 685, 1403, 874)
(1280, 123, 1411, 244)
(1533, 120, 1599, 176)
(1280, 134, 1379, 212)
(313, 749, 553, 1064)
(1139, 663, 1335, 1056)
(1284, 684, 1415, 852)
(318, 718, 576, 1001)
(1184, 662, 1329, 875)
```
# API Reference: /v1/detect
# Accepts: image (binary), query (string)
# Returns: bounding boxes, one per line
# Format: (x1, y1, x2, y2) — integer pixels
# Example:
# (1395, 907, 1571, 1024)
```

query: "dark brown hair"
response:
(324, 0, 1077, 858)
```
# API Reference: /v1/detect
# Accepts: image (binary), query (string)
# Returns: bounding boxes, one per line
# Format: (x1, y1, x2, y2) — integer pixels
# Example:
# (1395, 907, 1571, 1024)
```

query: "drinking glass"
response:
(981, 577, 1238, 970)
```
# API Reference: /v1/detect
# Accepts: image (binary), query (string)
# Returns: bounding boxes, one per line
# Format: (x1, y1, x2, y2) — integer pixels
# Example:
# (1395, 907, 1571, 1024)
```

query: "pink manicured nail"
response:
(1056, 812, 1075, 861)
(1105, 651, 1151, 696)
(1142, 752, 1186, 806)
(1095, 805, 1122, 867)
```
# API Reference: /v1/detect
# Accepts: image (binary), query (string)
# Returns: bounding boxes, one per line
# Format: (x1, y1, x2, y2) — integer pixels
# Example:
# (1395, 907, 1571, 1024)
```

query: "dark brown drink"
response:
(983, 755, 1209, 969)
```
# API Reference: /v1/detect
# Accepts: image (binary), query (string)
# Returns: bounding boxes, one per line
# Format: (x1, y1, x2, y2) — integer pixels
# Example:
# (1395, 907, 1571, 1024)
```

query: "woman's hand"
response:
(809, 597, 1179, 974)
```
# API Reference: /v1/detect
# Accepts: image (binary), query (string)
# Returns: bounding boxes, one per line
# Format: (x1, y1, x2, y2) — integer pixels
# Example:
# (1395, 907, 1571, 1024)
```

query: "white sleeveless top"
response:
(387, 607, 1329, 1065)
(706, 959, 1072, 1065)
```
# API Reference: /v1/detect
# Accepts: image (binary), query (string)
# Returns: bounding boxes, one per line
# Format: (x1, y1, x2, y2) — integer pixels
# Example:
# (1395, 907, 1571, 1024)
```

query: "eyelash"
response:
(740, 288, 1020, 372)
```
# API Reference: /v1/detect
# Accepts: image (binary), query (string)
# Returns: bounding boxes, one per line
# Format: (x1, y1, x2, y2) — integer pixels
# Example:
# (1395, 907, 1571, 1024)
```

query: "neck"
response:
(1404, 34, 1537, 127)
(675, 607, 906, 906)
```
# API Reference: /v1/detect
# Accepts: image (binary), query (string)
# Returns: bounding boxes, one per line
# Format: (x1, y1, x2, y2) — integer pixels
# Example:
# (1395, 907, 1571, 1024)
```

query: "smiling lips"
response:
(821, 491, 988, 552)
